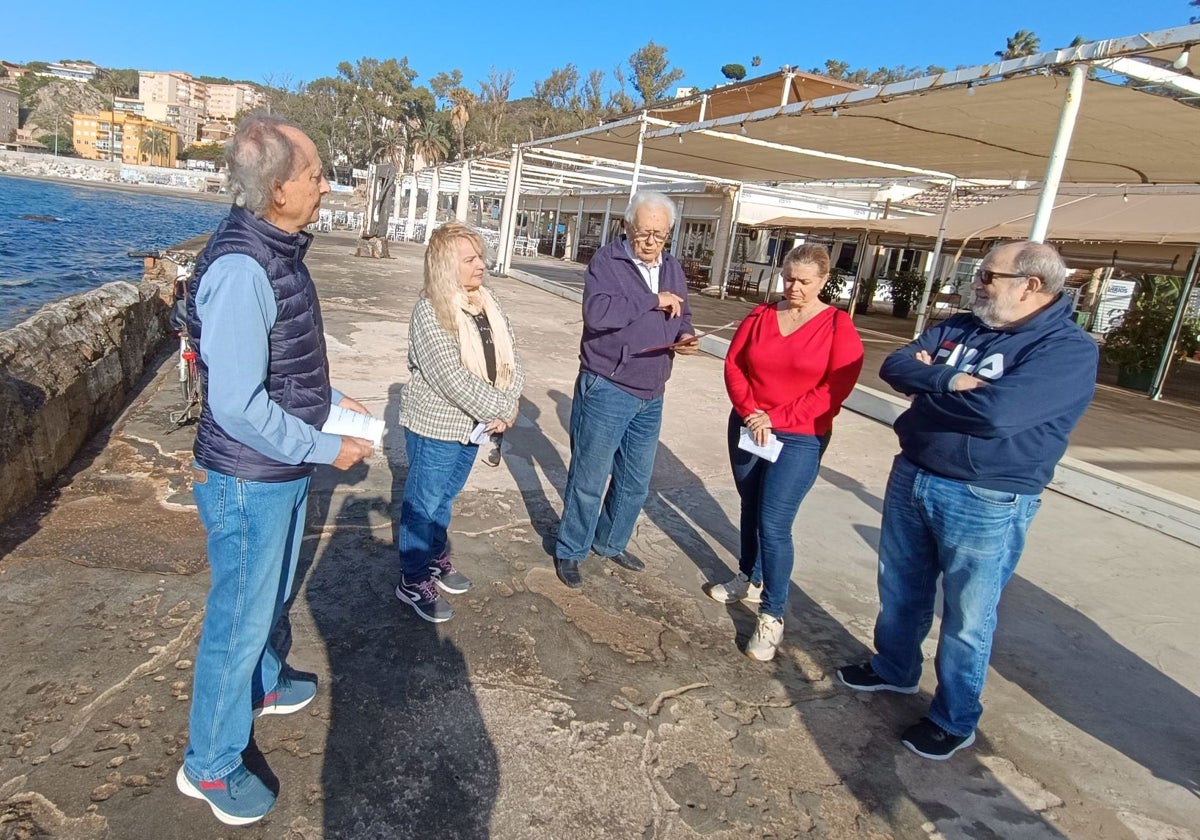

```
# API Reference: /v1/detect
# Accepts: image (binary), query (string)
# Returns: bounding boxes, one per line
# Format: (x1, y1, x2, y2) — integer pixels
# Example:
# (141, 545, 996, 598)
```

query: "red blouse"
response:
(724, 304, 865, 436)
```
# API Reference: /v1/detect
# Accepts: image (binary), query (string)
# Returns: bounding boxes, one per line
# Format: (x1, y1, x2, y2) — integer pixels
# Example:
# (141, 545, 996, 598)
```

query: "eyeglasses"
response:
(974, 268, 1030, 285)
(630, 230, 669, 244)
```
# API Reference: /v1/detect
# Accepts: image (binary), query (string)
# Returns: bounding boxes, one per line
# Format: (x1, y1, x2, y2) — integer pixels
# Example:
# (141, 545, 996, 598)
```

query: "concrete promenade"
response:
(0, 231, 1196, 839)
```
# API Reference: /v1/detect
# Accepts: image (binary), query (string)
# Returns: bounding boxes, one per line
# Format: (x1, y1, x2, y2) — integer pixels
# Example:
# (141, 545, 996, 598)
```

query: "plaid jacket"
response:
(400, 295, 525, 443)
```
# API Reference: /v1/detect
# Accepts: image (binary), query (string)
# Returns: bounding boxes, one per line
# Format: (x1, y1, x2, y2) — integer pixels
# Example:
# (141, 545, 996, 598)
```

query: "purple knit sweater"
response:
(578, 237, 694, 400)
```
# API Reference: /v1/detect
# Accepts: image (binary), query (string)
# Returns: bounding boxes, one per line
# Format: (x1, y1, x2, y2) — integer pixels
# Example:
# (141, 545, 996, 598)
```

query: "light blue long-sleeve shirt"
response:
(194, 253, 344, 466)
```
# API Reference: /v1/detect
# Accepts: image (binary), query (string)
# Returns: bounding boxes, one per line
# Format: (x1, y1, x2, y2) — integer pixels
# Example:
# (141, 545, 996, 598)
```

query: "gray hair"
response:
(225, 113, 300, 215)
(623, 191, 677, 228)
(1008, 241, 1069, 294)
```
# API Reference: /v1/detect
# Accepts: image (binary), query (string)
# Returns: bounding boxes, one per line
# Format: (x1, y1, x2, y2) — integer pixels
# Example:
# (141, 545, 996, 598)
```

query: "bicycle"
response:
(132, 249, 200, 430)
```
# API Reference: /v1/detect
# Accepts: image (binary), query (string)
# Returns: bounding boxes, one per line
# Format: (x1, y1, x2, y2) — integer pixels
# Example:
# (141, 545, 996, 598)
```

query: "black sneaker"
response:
(429, 552, 472, 594)
(901, 717, 976, 760)
(395, 575, 454, 623)
(837, 661, 919, 694)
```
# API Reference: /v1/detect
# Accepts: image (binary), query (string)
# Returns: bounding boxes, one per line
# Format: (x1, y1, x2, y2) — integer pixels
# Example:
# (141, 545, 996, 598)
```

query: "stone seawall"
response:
(0, 262, 177, 525)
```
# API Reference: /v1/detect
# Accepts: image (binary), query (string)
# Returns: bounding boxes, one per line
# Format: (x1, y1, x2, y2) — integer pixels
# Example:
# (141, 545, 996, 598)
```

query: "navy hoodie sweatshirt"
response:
(882, 293, 1098, 494)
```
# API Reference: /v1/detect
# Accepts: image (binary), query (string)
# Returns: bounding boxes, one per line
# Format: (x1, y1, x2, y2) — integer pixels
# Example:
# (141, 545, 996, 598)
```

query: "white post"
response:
(845, 231, 870, 317)
(629, 115, 647, 198)
(1029, 64, 1086, 243)
(456, 160, 470, 223)
(423, 167, 439, 244)
(572, 201, 584, 261)
(717, 186, 743, 300)
(670, 197, 685, 257)
(497, 147, 523, 275)
(1149, 246, 1200, 400)
(913, 178, 957, 337)
(600, 197, 613, 246)
(405, 174, 419, 241)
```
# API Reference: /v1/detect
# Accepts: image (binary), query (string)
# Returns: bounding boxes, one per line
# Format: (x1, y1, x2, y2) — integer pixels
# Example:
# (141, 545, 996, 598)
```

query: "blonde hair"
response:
(423, 223, 486, 334)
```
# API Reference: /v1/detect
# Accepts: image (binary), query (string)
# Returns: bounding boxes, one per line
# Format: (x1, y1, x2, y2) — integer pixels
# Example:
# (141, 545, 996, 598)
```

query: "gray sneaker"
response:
(429, 552, 472, 594)
(706, 572, 763, 604)
(395, 575, 454, 623)
(745, 613, 784, 661)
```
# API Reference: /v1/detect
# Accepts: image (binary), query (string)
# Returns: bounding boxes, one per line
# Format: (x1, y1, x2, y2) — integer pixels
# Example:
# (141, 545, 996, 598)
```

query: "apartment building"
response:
(206, 83, 262, 119)
(144, 101, 200, 146)
(47, 61, 99, 82)
(0, 86, 18, 143)
(73, 110, 178, 166)
(138, 71, 207, 115)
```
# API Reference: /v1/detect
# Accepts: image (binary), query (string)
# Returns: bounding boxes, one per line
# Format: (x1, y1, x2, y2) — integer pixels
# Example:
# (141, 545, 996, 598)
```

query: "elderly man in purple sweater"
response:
(553, 191, 698, 588)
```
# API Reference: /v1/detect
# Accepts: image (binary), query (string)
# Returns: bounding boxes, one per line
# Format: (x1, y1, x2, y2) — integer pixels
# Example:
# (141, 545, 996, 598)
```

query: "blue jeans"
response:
(726, 411, 826, 619)
(398, 428, 479, 581)
(185, 467, 310, 781)
(871, 455, 1041, 736)
(555, 371, 663, 561)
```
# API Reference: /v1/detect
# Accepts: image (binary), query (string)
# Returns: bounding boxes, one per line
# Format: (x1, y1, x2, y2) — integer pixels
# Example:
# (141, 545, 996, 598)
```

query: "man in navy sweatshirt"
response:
(837, 240, 1098, 760)
(553, 191, 698, 588)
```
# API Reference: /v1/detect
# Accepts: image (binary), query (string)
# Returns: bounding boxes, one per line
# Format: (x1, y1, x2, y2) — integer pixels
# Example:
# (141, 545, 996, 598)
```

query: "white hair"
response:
(623, 191, 677, 228)
(225, 113, 299, 216)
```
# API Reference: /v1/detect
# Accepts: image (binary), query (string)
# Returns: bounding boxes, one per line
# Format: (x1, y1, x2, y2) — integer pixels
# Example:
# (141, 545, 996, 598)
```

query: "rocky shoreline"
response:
(0, 152, 228, 205)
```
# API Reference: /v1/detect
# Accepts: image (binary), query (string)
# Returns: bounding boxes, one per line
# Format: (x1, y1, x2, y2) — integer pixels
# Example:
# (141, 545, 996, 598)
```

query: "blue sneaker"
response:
(176, 763, 275, 825)
(253, 674, 317, 717)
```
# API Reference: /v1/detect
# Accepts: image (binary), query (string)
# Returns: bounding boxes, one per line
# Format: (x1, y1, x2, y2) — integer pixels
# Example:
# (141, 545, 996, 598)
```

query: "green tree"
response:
(90, 68, 137, 97)
(476, 66, 513, 149)
(1191, 0, 1199, 23)
(38, 133, 75, 155)
(411, 117, 450, 169)
(996, 29, 1041, 60)
(627, 41, 684, 105)
(140, 127, 171, 166)
(721, 63, 747, 81)
(751, 56, 762, 68)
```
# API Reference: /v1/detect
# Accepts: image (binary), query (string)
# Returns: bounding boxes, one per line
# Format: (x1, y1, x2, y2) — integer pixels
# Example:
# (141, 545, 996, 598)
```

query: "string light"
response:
(831, 108, 839, 119)
(739, 122, 747, 135)
(678, 134, 684, 144)
(1173, 46, 1191, 70)
(966, 81, 976, 96)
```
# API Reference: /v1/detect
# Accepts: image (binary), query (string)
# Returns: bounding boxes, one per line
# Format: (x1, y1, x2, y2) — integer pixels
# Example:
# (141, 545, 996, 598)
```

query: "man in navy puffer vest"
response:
(176, 115, 373, 826)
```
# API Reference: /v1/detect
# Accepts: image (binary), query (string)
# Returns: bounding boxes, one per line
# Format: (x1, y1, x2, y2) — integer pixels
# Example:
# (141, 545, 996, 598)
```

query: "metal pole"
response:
(629, 115, 647, 198)
(423, 167, 439, 244)
(1029, 64, 1086, 242)
(600, 198, 613, 246)
(455, 160, 470, 223)
(1149, 246, 1200, 400)
(670, 197, 685, 258)
(913, 178, 957, 336)
(551, 197, 562, 257)
(572, 200, 584, 262)
(718, 186, 743, 301)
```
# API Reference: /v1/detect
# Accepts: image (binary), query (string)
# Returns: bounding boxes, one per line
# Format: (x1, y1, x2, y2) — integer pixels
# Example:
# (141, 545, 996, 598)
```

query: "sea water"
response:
(0, 174, 229, 330)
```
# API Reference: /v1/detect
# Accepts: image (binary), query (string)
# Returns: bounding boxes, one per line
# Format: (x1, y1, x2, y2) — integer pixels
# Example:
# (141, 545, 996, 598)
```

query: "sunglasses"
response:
(974, 268, 1030, 285)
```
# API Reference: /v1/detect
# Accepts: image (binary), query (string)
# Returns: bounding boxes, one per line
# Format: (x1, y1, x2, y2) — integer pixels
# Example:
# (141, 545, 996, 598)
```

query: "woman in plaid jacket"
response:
(395, 223, 525, 623)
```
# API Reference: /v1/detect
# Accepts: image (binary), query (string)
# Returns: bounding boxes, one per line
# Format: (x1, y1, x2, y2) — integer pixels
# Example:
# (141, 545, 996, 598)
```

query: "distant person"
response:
(837, 241, 1098, 759)
(396, 222, 524, 622)
(710, 244, 864, 661)
(178, 114, 374, 825)
(553, 191, 698, 588)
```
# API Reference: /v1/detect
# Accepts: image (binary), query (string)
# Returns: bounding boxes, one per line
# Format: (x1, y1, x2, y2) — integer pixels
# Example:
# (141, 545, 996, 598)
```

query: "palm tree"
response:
(140, 128, 171, 167)
(448, 89, 473, 161)
(996, 29, 1041, 60)
(411, 119, 450, 170)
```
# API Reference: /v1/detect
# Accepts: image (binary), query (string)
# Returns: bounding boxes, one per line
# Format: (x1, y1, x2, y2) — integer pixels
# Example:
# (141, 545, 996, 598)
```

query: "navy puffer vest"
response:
(186, 206, 332, 482)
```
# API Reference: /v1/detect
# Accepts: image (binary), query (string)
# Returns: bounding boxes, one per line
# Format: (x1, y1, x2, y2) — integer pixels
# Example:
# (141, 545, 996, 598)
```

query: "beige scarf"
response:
(456, 287, 516, 391)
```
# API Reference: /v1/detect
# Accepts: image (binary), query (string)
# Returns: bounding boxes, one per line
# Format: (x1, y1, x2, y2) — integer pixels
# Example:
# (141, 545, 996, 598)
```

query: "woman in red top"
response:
(709, 244, 864, 661)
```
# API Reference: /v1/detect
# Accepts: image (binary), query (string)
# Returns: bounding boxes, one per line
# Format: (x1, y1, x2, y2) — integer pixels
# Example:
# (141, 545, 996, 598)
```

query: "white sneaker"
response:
(745, 613, 784, 661)
(706, 572, 763, 604)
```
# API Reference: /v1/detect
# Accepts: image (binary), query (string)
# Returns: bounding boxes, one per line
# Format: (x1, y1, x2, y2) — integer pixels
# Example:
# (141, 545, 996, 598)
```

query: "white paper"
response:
(322, 404, 385, 448)
(737, 427, 783, 463)
(469, 422, 491, 445)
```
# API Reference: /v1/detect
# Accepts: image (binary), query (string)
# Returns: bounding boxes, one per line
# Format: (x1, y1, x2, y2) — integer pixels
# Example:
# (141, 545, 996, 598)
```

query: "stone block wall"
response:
(0, 273, 172, 524)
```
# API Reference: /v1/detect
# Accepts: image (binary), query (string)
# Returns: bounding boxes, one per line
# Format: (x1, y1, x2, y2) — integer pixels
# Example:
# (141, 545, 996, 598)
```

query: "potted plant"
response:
(883, 269, 926, 319)
(1102, 275, 1200, 392)
(819, 270, 849, 305)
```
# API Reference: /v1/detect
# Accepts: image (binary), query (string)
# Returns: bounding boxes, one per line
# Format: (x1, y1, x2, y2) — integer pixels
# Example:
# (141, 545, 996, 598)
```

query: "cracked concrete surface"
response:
(1, 232, 1197, 839)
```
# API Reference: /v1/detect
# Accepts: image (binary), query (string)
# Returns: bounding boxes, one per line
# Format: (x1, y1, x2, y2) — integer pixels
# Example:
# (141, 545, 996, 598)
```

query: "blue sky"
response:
(7, 1, 1192, 98)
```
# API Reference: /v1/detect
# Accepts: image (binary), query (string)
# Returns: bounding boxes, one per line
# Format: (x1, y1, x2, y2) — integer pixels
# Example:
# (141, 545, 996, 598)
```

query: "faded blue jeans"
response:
(727, 411, 827, 619)
(555, 371, 663, 562)
(871, 455, 1041, 736)
(398, 428, 479, 582)
(185, 467, 310, 781)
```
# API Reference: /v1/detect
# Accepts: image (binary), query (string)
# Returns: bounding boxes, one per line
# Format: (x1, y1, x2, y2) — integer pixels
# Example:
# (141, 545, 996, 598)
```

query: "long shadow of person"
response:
(301, 385, 499, 837)
(994, 574, 1200, 798)
(501, 394, 569, 555)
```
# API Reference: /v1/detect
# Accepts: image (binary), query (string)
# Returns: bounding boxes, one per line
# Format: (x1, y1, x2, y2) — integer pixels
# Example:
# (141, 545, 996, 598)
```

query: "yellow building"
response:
(72, 111, 179, 166)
